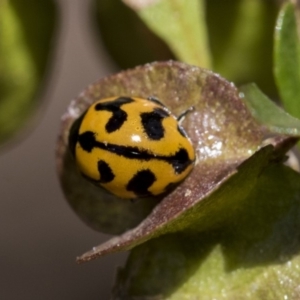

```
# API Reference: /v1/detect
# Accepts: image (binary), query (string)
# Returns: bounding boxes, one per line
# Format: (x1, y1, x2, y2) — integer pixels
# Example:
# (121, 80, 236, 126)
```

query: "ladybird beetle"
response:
(69, 96, 195, 199)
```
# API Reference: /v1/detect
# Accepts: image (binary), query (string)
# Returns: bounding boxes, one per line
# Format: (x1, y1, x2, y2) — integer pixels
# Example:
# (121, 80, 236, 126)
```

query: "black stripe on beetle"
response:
(77, 130, 193, 174)
(95, 97, 134, 133)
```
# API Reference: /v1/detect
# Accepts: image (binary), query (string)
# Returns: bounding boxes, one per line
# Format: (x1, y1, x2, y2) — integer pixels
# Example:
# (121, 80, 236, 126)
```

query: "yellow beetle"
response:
(69, 96, 195, 199)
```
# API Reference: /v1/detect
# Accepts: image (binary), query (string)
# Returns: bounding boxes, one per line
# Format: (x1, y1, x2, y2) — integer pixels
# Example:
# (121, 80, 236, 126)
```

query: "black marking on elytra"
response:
(147, 96, 166, 108)
(78, 130, 194, 174)
(98, 160, 115, 183)
(68, 111, 87, 156)
(140, 108, 170, 140)
(95, 97, 134, 133)
(126, 169, 156, 196)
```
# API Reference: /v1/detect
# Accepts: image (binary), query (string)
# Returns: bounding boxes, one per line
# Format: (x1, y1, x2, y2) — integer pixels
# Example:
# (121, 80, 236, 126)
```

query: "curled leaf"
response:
(56, 61, 300, 263)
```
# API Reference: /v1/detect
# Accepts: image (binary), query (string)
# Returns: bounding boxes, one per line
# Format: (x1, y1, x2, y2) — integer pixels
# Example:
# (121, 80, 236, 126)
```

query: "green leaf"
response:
(274, 1, 300, 118)
(113, 164, 300, 299)
(239, 83, 300, 135)
(0, 0, 57, 145)
(122, 0, 211, 68)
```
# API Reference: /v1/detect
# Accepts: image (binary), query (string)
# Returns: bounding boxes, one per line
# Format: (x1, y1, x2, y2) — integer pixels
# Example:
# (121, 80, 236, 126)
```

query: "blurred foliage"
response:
(206, 0, 278, 98)
(0, 0, 57, 145)
(122, 0, 211, 68)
